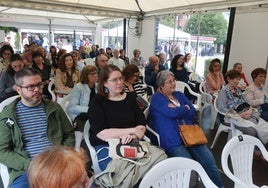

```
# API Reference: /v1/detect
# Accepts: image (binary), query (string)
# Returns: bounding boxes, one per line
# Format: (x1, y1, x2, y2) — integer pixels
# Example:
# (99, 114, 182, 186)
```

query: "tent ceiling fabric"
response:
(0, 0, 267, 29)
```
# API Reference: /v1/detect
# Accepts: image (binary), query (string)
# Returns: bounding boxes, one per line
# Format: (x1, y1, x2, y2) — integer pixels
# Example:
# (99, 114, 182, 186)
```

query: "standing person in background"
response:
(0, 67, 75, 188)
(0, 54, 24, 102)
(0, 44, 14, 75)
(130, 49, 146, 67)
(108, 48, 125, 71)
(119, 49, 129, 66)
(205, 58, 225, 96)
(55, 53, 80, 94)
(158, 52, 168, 70)
(233, 62, 249, 91)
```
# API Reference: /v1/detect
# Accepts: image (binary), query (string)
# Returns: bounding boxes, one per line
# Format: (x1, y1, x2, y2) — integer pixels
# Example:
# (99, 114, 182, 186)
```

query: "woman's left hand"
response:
(120, 134, 134, 144)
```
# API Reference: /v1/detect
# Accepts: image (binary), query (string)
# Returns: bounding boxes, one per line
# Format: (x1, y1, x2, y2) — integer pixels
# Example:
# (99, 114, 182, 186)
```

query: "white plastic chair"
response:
(143, 107, 160, 146)
(83, 120, 102, 175)
(221, 135, 268, 188)
(0, 95, 19, 188)
(175, 81, 202, 122)
(48, 77, 56, 102)
(199, 82, 213, 119)
(139, 157, 218, 188)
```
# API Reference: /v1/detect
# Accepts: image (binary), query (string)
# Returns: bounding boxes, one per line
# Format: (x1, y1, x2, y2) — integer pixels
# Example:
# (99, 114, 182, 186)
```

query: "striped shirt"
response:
(124, 79, 146, 96)
(16, 101, 52, 159)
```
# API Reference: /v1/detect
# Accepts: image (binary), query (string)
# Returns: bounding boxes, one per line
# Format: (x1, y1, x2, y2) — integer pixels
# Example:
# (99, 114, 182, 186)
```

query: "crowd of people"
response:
(1, 40, 268, 188)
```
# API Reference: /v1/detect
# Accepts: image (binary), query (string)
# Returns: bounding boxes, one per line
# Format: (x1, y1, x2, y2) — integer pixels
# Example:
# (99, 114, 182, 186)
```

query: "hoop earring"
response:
(104, 86, 109, 94)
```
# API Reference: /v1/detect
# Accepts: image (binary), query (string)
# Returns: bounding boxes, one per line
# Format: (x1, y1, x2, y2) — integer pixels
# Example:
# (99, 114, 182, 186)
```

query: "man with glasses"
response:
(0, 67, 75, 188)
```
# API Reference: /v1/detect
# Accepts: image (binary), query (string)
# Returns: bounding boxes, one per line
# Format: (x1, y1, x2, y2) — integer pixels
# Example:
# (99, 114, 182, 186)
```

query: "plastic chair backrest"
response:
(83, 120, 102, 175)
(139, 157, 218, 188)
(0, 96, 19, 188)
(221, 135, 268, 188)
(199, 81, 212, 110)
(48, 78, 56, 102)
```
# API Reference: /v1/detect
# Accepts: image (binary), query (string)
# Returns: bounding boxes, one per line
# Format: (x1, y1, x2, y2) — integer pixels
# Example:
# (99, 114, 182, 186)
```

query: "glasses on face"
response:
(165, 79, 176, 85)
(3, 53, 11, 56)
(17, 83, 44, 91)
(108, 76, 124, 83)
(88, 72, 98, 76)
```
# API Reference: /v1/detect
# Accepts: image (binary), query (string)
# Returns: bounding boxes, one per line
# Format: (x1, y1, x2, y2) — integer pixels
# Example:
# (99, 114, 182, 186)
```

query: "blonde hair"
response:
(28, 146, 89, 188)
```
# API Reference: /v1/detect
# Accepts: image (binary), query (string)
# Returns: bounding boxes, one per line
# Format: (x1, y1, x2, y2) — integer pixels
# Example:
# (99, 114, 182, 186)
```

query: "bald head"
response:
(113, 48, 119, 58)
(149, 56, 159, 67)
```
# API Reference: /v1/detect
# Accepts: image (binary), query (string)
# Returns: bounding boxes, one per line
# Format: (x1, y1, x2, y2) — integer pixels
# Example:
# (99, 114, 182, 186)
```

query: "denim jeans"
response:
(11, 173, 29, 188)
(167, 144, 223, 188)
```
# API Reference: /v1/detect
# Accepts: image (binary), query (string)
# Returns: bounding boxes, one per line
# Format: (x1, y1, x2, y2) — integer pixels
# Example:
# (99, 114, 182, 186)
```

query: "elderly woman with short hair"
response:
(148, 70, 223, 188)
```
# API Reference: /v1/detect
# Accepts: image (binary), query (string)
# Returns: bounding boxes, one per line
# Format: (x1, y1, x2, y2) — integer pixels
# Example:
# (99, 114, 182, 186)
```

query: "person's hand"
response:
(185, 105, 190, 110)
(120, 134, 134, 144)
(154, 65, 159, 73)
(134, 125, 145, 139)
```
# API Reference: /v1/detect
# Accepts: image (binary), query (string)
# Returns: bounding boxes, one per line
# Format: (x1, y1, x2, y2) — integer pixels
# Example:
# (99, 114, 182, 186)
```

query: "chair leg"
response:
(75, 131, 84, 149)
(210, 124, 230, 149)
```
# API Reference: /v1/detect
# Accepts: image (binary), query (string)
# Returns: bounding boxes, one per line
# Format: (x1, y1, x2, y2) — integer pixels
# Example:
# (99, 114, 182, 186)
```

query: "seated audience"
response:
(184, 52, 195, 74)
(170, 54, 189, 83)
(31, 51, 51, 99)
(119, 49, 129, 65)
(148, 70, 223, 188)
(28, 146, 92, 188)
(108, 48, 125, 71)
(0, 67, 75, 188)
(233, 62, 249, 90)
(0, 54, 24, 102)
(95, 54, 108, 74)
(0, 44, 14, 75)
(55, 53, 80, 94)
(244, 68, 268, 121)
(88, 64, 166, 187)
(145, 55, 165, 90)
(205, 58, 224, 95)
(130, 49, 146, 67)
(122, 64, 145, 96)
(158, 52, 168, 70)
(217, 69, 268, 145)
(105, 47, 113, 59)
(66, 65, 98, 149)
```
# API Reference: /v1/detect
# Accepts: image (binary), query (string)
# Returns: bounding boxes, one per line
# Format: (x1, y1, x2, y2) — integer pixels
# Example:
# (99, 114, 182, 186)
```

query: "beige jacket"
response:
(55, 69, 80, 93)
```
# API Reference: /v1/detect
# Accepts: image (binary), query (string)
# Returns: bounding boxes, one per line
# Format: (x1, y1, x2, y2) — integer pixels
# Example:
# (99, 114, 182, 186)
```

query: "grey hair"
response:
(156, 70, 174, 87)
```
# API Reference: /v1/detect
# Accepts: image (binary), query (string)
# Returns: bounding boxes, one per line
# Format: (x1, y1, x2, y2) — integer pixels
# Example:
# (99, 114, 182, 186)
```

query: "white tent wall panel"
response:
(228, 10, 268, 85)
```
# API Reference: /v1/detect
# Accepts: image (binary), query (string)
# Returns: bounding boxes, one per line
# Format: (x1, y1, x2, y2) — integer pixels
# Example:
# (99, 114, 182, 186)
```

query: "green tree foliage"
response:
(183, 13, 227, 44)
(159, 15, 175, 28)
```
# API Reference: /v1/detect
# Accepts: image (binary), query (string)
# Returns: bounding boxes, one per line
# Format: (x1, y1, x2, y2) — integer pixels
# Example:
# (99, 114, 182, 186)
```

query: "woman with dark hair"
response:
(47, 45, 58, 68)
(122, 64, 145, 96)
(31, 51, 52, 99)
(205, 58, 224, 95)
(0, 44, 14, 75)
(55, 53, 80, 93)
(66, 65, 98, 149)
(170, 54, 189, 83)
(244, 68, 268, 121)
(0, 54, 24, 102)
(88, 64, 166, 187)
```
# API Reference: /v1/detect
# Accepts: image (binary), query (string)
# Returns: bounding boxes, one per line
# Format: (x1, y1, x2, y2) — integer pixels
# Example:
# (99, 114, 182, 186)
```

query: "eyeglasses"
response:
(108, 76, 124, 83)
(165, 79, 176, 85)
(17, 83, 44, 91)
(88, 72, 98, 76)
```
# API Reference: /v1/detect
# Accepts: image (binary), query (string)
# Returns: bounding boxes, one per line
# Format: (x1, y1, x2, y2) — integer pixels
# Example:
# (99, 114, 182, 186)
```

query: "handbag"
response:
(179, 124, 208, 147)
(107, 138, 151, 165)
